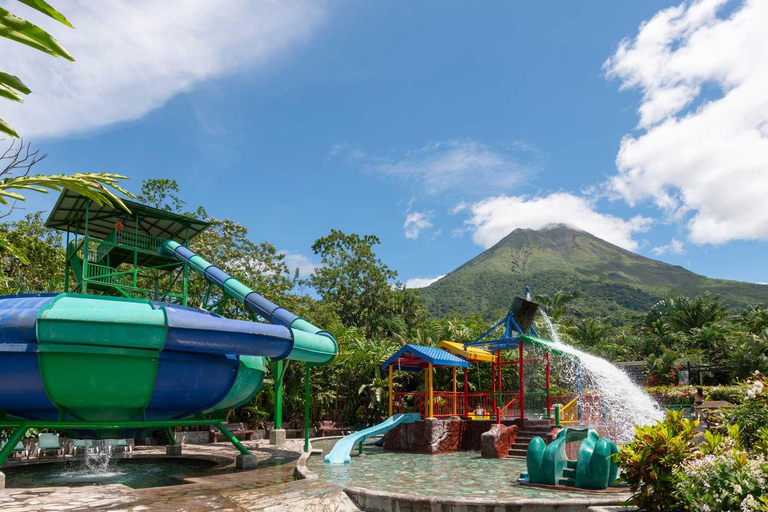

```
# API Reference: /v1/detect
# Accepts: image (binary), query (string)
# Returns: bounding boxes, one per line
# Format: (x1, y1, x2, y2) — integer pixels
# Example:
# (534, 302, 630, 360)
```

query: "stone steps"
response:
(507, 421, 553, 458)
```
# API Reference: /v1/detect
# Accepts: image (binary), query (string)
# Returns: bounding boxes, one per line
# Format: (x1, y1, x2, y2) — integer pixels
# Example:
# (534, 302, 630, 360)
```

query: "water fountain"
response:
(537, 309, 664, 443)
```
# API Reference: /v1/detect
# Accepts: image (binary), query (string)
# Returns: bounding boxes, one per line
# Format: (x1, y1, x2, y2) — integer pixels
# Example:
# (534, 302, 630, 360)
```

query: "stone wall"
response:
(383, 418, 523, 454)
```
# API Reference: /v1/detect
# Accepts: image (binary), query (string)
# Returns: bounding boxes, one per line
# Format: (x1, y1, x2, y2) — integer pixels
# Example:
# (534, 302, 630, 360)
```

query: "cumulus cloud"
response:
(465, 193, 653, 251)
(279, 251, 319, 277)
(650, 238, 686, 256)
(405, 275, 445, 288)
(336, 140, 540, 195)
(2, 0, 326, 139)
(604, 0, 768, 245)
(404, 210, 434, 240)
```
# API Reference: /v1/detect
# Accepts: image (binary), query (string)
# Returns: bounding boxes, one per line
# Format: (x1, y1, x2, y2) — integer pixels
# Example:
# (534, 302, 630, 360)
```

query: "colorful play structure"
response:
(523, 427, 619, 490)
(0, 190, 337, 468)
(382, 293, 605, 424)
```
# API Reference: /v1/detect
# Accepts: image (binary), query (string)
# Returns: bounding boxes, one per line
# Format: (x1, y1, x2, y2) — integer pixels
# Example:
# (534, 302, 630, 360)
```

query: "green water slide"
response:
(162, 240, 337, 365)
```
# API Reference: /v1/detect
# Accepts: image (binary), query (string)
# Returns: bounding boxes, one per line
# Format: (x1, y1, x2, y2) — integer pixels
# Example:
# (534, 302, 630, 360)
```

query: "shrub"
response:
(706, 384, 747, 404)
(613, 410, 698, 512)
(712, 374, 768, 450)
(645, 385, 696, 405)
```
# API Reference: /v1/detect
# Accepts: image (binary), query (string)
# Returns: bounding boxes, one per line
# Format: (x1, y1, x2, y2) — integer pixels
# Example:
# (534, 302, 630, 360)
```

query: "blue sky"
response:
(4, 0, 767, 287)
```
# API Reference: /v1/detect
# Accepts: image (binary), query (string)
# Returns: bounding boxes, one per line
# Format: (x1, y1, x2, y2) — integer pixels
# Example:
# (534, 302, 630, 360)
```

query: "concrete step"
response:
(508, 448, 527, 457)
(566, 460, 577, 469)
(558, 477, 576, 486)
(563, 468, 576, 478)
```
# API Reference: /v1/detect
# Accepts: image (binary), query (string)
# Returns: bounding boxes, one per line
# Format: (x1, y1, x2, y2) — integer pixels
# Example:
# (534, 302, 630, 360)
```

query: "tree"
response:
(0, 211, 63, 294)
(308, 230, 400, 331)
(1, 1, 74, 137)
(534, 290, 581, 321)
(135, 179, 186, 212)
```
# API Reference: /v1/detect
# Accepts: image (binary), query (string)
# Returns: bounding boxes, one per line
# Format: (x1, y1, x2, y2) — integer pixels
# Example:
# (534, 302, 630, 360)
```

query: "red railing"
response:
(394, 391, 522, 419)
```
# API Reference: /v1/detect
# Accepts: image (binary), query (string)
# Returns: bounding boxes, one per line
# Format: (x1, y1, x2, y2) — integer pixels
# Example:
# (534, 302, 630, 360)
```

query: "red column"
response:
(546, 351, 552, 419)
(463, 367, 469, 418)
(519, 340, 525, 419)
(491, 359, 497, 417)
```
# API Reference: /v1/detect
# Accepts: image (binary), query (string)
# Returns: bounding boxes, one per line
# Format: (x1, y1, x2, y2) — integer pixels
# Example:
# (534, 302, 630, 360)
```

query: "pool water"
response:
(308, 439, 625, 500)
(4, 457, 219, 489)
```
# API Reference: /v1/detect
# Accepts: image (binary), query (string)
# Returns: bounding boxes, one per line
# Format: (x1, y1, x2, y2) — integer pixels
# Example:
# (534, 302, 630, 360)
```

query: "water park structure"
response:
(0, 189, 337, 471)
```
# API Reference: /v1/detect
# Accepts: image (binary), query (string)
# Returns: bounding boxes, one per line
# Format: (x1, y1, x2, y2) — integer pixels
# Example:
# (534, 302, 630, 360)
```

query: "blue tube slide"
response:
(324, 413, 421, 464)
(161, 240, 337, 364)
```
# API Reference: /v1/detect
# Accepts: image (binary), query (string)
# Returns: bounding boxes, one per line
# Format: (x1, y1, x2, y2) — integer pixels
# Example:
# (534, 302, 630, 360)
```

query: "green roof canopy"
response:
(45, 189, 209, 243)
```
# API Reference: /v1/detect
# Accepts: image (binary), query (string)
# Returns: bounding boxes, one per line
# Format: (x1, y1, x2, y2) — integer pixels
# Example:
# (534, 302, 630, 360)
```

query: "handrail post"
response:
(388, 366, 393, 417)
(554, 405, 561, 426)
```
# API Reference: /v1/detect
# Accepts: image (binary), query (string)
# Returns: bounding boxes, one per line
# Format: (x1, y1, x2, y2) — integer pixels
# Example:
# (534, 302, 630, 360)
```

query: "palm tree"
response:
(1, 1, 74, 137)
(534, 290, 581, 321)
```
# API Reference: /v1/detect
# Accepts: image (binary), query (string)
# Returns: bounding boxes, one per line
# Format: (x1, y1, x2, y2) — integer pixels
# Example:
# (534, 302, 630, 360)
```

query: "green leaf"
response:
(0, 235, 29, 264)
(16, 0, 73, 28)
(0, 8, 74, 60)
(0, 84, 23, 102)
(0, 71, 30, 94)
(0, 117, 20, 138)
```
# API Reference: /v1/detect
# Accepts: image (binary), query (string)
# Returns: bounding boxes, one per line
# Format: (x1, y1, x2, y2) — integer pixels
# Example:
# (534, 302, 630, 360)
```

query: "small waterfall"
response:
(537, 309, 664, 443)
(63, 440, 124, 482)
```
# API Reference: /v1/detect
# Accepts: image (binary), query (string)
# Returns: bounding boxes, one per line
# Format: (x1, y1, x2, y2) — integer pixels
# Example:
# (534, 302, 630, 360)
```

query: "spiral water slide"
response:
(0, 243, 336, 444)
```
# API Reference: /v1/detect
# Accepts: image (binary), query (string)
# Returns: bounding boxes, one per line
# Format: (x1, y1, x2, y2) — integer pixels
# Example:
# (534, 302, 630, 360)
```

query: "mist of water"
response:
(537, 309, 664, 443)
(63, 440, 125, 481)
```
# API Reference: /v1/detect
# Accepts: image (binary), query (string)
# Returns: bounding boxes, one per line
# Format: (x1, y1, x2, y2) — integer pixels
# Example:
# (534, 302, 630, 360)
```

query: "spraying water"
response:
(537, 309, 664, 443)
(62, 440, 126, 482)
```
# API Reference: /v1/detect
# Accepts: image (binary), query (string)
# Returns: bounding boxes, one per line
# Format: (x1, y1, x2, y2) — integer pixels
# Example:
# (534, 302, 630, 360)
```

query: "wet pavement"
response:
(0, 439, 360, 512)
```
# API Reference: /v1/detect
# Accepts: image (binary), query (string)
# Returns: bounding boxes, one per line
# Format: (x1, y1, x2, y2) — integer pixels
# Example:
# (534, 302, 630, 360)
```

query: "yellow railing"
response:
(559, 396, 580, 424)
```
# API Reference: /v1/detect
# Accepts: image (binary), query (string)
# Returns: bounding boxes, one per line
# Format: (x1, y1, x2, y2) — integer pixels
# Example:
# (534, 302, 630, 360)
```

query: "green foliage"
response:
(0, 212, 63, 294)
(419, 225, 768, 319)
(613, 410, 699, 512)
(713, 375, 768, 450)
(1, 0, 73, 137)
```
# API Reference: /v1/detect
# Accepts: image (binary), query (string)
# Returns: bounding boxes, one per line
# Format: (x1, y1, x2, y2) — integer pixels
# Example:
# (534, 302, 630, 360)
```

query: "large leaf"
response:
(0, 235, 29, 264)
(0, 173, 134, 212)
(0, 8, 74, 60)
(0, 84, 23, 102)
(0, 118, 20, 137)
(0, 71, 30, 94)
(16, 0, 73, 28)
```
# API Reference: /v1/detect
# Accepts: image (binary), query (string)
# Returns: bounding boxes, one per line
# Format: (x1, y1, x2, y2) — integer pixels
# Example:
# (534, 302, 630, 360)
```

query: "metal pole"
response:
(82, 200, 89, 294)
(215, 422, 252, 456)
(577, 364, 583, 423)
(463, 367, 469, 417)
(274, 360, 284, 429)
(388, 365, 393, 417)
(546, 351, 552, 418)
(554, 405, 561, 426)
(428, 363, 434, 418)
(0, 423, 27, 467)
(519, 339, 525, 419)
(491, 357, 497, 417)
(304, 363, 311, 453)
(165, 427, 177, 446)
(452, 367, 457, 416)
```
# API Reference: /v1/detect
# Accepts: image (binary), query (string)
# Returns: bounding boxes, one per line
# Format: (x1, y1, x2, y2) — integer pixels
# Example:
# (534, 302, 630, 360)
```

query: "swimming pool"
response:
(307, 438, 626, 501)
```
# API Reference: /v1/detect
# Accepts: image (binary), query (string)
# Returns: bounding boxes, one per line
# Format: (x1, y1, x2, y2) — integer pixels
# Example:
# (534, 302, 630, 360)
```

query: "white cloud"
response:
(405, 275, 445, 288)
(337, 140, 540, 195)
(604, 0, 768, 245)
(403, 210, 433, 240)
(2, 0, 326, 139)
(451, 201, 469, 215)
(465, 193, 653, 251)
(279, 251, 318, 277)
(451, 228, 465, 238)
(650, 238, 686, 255)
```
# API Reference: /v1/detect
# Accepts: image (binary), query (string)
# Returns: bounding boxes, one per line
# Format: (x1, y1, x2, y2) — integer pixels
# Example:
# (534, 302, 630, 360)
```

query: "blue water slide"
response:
(0, 294, 59, 420)
(324, 413, 420, 464)
(161, 240, 337, 364)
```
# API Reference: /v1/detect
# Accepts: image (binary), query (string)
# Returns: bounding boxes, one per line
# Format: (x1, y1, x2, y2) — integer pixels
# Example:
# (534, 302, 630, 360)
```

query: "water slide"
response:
(324, 413, 420, 464)
(161, 240, 337, 364)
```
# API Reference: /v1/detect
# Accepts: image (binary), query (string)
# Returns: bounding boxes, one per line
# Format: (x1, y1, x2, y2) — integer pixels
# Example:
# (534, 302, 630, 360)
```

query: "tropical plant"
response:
(534, 290, 580, 321)
(613, 410, 699, 512)
(1, 0, 74, 137)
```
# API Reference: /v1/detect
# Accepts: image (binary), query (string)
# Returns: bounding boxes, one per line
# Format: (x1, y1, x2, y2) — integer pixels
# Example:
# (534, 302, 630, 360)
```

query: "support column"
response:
(165, 427, 182, 455)
(519, 340, 525, 420)
(491, 358, 497, 418)
(0, 424, 26, 468)
(388, 365, 393, 417)
(428, 363, 434, 418)
(452, 367, 457, 416)
(270, 359, 286, 446)
(463, 367, 469, 418)
(216, 422, 257, 469)
(546, 351, 552, 419)
(304, 363, 311, 453)
(577, 364, 583, 423)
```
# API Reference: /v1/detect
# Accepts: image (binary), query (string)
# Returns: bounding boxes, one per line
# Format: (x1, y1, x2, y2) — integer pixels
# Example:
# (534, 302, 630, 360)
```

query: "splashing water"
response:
(64, 440, 125, 482)
(537, 309, 664, 443)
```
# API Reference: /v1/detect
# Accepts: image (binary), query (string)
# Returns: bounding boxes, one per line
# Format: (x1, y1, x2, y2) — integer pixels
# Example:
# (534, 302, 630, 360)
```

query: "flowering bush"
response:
(706, 384, 748, 404)
(676, 450, 768, 512)
(646, 385, 696, 405)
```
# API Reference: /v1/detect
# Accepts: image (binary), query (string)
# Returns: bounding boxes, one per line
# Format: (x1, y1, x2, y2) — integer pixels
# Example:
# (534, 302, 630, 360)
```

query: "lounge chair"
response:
(0, 438, 29, 459)
(35, 433, 63, 458)
(72, 439, 97, 457)
(107, 439, 132, 454)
